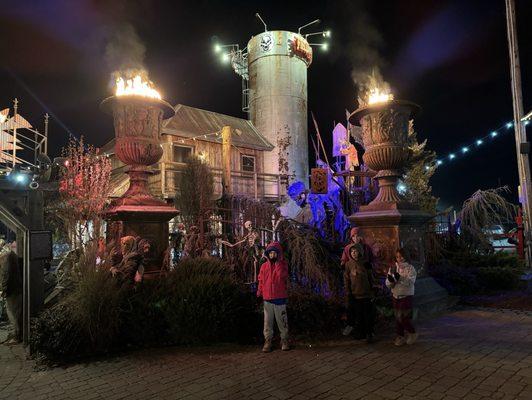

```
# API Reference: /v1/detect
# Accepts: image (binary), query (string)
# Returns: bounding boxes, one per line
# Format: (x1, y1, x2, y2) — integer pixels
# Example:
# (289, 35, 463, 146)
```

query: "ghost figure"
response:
(287, 178, 349, 242)
(339, 139, 359, 171)
(315, 160, 349, 241)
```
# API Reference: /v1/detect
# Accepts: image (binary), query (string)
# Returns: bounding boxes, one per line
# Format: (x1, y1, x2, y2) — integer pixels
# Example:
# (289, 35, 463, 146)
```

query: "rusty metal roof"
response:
(163, 104, 274, 151)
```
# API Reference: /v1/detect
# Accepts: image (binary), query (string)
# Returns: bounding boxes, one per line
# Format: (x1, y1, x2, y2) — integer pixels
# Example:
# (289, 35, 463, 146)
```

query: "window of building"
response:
(173, 145, 193, 163)
(241, 155, 255, 172)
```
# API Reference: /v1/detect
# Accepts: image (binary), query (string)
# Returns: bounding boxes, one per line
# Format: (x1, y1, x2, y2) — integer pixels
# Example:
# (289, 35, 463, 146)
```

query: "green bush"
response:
(31, 258, 260, 364)
(30, 269, 125, 362)
(124, 258, 261, 346)
(428, 252, 524, 295)
(287, 287, 342, 338)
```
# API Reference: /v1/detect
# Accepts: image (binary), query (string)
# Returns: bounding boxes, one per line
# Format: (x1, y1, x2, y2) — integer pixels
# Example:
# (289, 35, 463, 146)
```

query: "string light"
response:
(435, 119, 529, 171)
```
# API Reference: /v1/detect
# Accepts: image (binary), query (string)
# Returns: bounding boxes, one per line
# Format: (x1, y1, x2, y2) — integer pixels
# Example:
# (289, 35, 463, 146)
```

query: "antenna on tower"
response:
(298, 19, 321, 34)
(255, 13, 268, 32)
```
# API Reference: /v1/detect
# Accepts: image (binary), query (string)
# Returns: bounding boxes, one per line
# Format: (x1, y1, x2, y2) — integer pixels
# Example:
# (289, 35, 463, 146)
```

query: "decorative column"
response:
(101, 95, 177, 277)
(349, 99, 449, 317)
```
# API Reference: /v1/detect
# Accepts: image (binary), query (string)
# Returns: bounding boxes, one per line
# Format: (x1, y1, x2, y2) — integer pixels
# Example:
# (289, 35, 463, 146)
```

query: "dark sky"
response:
(0, 0, 531, 209)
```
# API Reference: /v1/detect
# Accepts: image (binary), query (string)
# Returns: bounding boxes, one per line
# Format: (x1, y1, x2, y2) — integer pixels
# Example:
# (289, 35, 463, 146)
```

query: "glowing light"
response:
(398, 184, 407, 193)
(367, 87, 394, 105)
(323, 30, 331, 38)
(525, 120, 530, 126)
(214, 44, 222, 53)
(449, 153, 455, 160)
(436, 160, 443, 166)
(491, 131, 498, 137)
(462, 147, 469, 153)
(15, 174, 26, 183)
(115, 75, 161, 99)
(221, 53, 230, 63)
(506, 122, 513, 128)
(476, 139, 483, 145)
(424, 165, 430, 171)
(322, 43, 329, 51)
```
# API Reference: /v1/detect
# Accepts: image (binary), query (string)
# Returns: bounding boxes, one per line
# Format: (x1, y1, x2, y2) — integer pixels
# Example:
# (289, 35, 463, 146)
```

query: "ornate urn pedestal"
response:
(101, 96, 177, 277)
(349, 100, 449, 317)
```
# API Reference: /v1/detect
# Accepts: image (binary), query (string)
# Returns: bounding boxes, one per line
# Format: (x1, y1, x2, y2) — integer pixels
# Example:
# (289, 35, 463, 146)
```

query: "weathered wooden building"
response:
(102, 104, 285, 202)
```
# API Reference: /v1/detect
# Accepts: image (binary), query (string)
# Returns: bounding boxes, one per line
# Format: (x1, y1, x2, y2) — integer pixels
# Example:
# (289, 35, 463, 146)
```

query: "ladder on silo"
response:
(242, 78, 250, 113)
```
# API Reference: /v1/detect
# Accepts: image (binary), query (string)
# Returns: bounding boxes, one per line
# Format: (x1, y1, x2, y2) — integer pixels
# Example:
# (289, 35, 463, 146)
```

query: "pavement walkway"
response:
(1, 307, 531, 400)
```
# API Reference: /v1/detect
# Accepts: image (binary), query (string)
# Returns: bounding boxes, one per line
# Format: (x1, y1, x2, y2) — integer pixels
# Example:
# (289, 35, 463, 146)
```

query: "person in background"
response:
(0, 239, 23, 343)
(386, 248, 418, 346)
(341, 227, 372, 268)
(256, 242, 290, 352)
(344, 244, 375, 343)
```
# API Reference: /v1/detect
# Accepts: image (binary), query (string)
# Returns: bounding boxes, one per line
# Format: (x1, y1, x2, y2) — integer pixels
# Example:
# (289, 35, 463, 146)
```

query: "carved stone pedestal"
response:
(101, 95, 177, 277)
(349, 99, 448, 318)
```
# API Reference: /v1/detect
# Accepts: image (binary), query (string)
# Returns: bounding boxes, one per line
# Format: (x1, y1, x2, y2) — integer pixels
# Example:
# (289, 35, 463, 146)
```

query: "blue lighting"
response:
(449, 153, 455, 159)
(15, 174, 27, 183)
(491, 131, 498, 137)
(398, 184, 407, 193)
(506, 122, 513, 129)
(476, 139, 483, 145)
(436, 160, 443, 166)
(525, 120, 530, 126)
(462, 147, 469, 153)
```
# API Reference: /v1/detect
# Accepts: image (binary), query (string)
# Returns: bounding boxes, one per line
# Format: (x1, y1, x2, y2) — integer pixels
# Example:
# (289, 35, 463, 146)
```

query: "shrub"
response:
(124, 258, 261, 346)
(287, 286, 342, 338)
(31, 257, 260, 364)
(428, 251, 524, 295)
(30, 269, 126, 362)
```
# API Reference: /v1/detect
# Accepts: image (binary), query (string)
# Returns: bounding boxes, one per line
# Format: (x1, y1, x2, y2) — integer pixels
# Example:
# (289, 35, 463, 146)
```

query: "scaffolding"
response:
(0, 98, 49, 174)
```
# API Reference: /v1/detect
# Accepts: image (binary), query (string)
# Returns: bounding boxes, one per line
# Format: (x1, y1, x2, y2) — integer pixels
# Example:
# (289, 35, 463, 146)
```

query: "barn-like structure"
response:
(102, 104, 286, 202)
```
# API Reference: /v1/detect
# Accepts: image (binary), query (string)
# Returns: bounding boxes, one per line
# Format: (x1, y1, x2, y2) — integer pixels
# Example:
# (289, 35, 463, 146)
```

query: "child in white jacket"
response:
(386, 248, 418, 346)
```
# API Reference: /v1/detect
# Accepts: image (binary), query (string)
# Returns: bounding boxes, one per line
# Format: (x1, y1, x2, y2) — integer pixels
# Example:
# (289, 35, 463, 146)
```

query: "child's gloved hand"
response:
(387, 274, 396, 283)
(393, 272, 400, 281)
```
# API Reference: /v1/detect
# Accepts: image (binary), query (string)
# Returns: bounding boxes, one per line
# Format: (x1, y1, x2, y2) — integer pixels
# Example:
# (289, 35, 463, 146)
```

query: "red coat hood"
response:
(264, 241, 285, 261)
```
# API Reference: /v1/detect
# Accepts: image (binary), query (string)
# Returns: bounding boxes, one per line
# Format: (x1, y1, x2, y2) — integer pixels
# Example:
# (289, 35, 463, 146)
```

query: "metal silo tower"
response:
(216, 17, 329, 205)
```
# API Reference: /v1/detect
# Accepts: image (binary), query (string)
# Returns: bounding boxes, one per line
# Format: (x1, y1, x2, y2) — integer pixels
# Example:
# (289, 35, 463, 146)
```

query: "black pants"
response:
(348, 297, 375, 337)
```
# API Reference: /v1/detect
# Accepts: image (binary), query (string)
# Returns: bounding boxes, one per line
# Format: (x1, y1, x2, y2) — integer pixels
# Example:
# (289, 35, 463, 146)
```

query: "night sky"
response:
(0, 0, 531, 210)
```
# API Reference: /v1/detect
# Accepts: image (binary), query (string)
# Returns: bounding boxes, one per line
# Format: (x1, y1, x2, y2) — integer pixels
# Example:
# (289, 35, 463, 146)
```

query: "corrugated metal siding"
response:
(163, 104, 273, 151)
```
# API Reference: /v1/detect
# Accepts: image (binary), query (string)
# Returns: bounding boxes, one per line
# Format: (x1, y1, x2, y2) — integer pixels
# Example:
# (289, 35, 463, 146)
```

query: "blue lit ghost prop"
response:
(287, 165, 349, 242)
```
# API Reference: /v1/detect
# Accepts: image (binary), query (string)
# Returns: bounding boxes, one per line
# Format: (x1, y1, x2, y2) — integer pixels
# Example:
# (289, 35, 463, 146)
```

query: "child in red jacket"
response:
(257, 242, 289, 352)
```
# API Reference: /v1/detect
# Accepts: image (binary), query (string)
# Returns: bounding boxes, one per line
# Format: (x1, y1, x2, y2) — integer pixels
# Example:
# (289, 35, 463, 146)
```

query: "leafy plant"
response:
(174, 156, 214, 226)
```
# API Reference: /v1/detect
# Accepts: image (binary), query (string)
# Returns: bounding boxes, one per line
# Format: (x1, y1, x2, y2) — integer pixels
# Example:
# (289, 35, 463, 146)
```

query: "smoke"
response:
(105, 23, 146, 70)
(105, 23, 147, 83)
(334, 0, 388, 101)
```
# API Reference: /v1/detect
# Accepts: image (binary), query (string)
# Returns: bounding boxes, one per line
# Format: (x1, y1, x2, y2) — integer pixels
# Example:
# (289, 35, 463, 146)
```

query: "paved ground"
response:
(1, 307, 531, 400)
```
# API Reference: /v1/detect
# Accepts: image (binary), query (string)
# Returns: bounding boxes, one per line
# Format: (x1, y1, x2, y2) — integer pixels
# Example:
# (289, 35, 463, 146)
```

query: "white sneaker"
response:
(394, 336, 406, 346)
(406, 332, 418, 345)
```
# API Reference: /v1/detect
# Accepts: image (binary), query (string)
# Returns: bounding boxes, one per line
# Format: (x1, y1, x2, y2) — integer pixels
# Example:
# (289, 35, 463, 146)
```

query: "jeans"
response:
(263, 301, 289, 341)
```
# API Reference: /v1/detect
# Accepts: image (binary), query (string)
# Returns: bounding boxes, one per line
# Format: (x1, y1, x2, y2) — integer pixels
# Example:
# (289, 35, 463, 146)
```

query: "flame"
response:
(115, 75, 161, 100)
(368, 87, 394, 105)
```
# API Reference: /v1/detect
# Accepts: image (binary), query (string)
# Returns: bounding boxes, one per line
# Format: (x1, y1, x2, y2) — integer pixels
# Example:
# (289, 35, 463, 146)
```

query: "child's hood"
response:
(265, 241, 285, 261)
(346, 243, 362, 260)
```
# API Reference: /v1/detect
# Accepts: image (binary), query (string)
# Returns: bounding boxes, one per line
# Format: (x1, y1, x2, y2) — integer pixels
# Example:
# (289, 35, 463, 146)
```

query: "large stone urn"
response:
(101, 95, 177, 276)
(349, 99, 449, 317)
